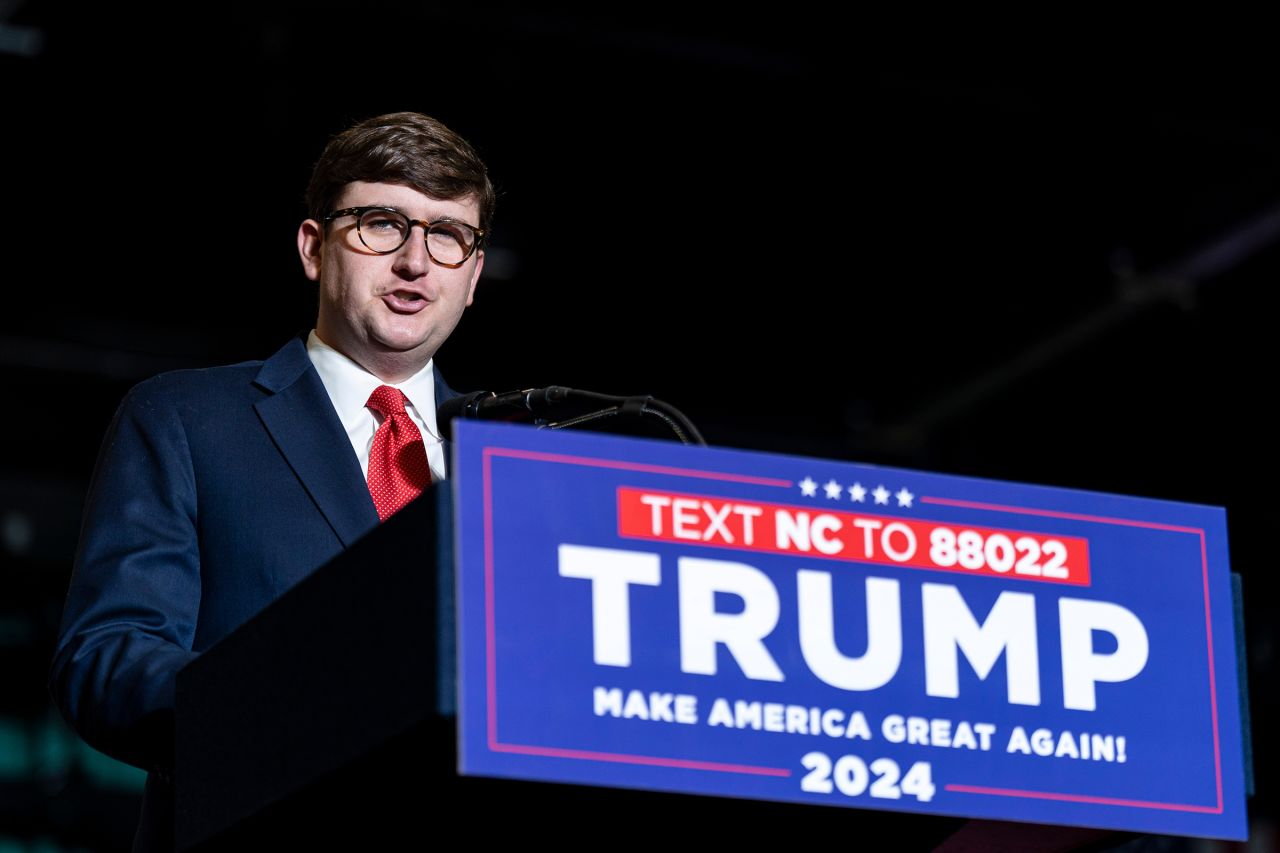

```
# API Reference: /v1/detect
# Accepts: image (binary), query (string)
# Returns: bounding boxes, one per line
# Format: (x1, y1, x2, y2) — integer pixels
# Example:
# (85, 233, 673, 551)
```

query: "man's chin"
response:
(368, 334, 437, 361)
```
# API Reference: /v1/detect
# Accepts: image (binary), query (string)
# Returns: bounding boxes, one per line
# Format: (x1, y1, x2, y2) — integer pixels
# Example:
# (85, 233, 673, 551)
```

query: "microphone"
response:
(438, 386, 706, 446)
(437, 387, 572, 438)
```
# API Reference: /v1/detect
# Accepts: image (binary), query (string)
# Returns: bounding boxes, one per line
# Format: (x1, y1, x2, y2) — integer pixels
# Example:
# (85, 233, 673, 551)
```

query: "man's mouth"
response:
(382, 289, 429, 313)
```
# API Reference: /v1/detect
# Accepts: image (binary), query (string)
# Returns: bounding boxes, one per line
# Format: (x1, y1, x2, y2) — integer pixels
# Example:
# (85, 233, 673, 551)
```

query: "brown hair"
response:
(305, 111, 495, 238)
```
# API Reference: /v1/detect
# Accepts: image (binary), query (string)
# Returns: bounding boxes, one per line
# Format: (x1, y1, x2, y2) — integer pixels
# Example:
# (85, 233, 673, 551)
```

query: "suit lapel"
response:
(433, 363, 460, 479)
(253, 337, 379, 547)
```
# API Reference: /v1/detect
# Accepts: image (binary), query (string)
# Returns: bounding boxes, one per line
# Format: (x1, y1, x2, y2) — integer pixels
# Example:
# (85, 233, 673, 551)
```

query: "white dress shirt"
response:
(306, 330, 447, 481)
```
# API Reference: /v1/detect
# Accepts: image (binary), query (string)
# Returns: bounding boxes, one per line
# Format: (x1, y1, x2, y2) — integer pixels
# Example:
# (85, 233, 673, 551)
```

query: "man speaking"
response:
(49, 112, 494, 851)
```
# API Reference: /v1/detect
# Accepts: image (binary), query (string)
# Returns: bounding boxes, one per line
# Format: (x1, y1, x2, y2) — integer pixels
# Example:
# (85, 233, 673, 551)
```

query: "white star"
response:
(799, 477, 818, 497)
(895, 487, 915, 508)
(824, 479, 843, 499)
(872, 485, 891, 505)
(848, 482, 867, 502)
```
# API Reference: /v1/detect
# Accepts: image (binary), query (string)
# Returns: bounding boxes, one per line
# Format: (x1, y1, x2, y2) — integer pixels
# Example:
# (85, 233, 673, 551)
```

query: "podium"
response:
(173, 483, 456, 849)
(173, 480, 1133, 851)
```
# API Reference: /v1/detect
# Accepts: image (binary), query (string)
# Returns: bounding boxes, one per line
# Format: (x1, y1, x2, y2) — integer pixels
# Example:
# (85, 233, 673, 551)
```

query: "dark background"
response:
(1, 6, 1274, 850)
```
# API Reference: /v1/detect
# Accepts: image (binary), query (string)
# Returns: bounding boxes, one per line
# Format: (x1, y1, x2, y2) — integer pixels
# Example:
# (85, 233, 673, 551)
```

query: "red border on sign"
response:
(479, 446, 1225, 811)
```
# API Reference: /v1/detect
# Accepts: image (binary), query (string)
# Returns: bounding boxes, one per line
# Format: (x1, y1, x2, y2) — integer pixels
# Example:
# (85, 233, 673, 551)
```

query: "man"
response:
(49, 111, 493, 851)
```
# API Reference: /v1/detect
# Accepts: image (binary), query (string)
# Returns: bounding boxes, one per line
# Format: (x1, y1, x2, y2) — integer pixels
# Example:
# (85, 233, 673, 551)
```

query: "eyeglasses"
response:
(323, 206, 485, 268)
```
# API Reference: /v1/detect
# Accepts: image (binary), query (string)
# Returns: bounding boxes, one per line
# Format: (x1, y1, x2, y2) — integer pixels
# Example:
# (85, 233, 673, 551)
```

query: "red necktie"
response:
(366, 385, 431, 521)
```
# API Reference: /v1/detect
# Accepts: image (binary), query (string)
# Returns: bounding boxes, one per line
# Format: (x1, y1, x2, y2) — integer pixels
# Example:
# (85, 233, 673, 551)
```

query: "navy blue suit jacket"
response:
(49, 335, 457, 848)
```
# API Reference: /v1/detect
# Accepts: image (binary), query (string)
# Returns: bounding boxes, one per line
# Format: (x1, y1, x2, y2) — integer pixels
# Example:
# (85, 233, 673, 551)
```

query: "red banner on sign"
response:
(617, 487, 1090, 586)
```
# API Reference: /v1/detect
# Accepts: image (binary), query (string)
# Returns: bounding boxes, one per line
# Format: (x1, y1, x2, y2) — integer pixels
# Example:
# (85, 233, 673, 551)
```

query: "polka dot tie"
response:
(366, 385, 431, 521)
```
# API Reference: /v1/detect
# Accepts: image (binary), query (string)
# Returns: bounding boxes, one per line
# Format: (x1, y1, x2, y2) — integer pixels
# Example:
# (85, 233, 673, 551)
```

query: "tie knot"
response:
(366, 385, 408, 417)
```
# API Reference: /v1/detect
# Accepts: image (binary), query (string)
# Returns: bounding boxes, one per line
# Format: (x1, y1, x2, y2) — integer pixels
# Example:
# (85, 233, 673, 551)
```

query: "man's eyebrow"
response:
(358, 204, 476, 227)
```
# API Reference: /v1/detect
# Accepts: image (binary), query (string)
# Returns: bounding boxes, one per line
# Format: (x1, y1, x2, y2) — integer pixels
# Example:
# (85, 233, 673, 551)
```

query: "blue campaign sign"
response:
(453, 421, 1247, 839)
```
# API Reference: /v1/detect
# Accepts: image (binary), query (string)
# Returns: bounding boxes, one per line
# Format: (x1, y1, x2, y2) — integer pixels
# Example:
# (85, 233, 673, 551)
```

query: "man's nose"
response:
(392, 224, 431, 276)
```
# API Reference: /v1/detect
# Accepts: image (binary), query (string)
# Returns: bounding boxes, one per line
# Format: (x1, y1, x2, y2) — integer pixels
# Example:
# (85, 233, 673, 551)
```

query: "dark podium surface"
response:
(173, 483, 1122, 851)
(174, 483, 454, 850)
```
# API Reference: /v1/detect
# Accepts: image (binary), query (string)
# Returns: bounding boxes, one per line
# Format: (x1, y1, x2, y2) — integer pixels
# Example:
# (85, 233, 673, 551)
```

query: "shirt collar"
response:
(306, 330, 440, 439)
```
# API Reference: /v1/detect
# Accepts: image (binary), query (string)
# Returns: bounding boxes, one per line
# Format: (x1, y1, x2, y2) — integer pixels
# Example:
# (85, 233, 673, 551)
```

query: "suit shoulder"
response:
(120, 359, 268, 414)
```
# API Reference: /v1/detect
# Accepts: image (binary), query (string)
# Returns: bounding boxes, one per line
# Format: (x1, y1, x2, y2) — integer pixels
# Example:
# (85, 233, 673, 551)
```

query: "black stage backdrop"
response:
(2, 6, 1276, 850)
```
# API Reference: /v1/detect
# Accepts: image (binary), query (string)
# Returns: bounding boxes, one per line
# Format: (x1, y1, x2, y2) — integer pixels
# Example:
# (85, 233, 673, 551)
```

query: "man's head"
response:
(304, 112, 495, 236)
(297, 112, 494, 383)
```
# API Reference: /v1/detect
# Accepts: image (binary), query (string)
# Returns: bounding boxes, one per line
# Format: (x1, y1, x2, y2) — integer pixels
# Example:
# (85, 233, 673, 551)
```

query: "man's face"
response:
(298, 180, 484, 381)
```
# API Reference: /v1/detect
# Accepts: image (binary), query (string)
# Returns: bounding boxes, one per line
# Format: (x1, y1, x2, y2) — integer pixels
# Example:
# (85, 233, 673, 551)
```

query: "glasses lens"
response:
(357, 209, 410, 253)
(426, 222, 477, 266)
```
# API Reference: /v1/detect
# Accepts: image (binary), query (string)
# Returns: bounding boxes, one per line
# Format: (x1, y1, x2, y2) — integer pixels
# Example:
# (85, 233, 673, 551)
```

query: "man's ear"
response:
(465, 250, 484, 306)
(297, 220, 323, 282)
